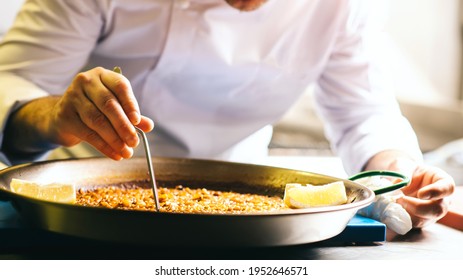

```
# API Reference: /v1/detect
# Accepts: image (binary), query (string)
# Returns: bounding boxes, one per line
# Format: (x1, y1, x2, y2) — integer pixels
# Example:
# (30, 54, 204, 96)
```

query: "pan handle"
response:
(348, 170, 410, 195)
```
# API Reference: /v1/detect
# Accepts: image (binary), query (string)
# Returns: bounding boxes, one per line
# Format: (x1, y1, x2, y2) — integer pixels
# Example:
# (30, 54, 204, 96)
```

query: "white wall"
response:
(385, 0, 462, 106)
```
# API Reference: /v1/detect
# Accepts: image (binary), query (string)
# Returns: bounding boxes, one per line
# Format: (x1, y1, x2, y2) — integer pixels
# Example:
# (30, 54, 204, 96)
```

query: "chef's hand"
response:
(49, 67, 154, 160)
(364, 150, 455, 228)
(3, 67, 154, 161)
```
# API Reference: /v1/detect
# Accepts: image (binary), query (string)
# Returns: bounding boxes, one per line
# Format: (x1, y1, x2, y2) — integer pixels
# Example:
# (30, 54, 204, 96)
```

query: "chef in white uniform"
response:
(0, 0, 455, 229)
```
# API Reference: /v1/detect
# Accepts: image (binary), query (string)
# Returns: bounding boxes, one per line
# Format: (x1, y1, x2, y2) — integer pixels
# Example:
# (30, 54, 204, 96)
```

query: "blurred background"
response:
(1, 0, 462, 183)
(270, 0, 463, 184)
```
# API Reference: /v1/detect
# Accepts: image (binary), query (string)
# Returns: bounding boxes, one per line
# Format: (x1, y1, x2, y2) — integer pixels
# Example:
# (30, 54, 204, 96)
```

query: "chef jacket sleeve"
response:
(313, 1, 423, 175)
(0, 0, 105, 165)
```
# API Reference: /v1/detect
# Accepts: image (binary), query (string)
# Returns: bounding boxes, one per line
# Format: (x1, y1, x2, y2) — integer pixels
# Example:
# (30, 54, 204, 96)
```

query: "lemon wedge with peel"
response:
(10, 178, 76, 203)
(284, 181, 347, 208)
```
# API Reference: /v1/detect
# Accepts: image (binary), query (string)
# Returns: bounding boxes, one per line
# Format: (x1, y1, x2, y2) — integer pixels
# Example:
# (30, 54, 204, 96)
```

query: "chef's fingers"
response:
(65, 113, 127, 161)
(401, 166, 454, 199)
(137, 116, 155, 132)
(396, 195, 450, 228)
(100, 68, 141, 125)
(76, 68, 139, 148)
(75, 93, 134, 159)
(103, 68, 154, 134)
(416, 176, 455, 201)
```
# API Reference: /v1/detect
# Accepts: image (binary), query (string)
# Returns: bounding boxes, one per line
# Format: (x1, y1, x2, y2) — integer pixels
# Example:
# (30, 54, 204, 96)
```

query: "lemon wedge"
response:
(10, 178, 76, 203)
(284, 181, 347, 208)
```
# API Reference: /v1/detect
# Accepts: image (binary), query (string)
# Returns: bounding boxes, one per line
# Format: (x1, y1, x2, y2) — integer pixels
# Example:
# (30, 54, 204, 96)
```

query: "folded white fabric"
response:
(354, 177, 412, 235)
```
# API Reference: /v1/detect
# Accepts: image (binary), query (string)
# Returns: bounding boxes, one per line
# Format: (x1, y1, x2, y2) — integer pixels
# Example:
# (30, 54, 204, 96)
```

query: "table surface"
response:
(0, 156, 462, 260)
(0, 215, 461, 260)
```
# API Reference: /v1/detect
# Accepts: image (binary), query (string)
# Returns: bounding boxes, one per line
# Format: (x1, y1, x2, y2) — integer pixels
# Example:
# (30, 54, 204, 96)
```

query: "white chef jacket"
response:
(0, 0, 423, 174)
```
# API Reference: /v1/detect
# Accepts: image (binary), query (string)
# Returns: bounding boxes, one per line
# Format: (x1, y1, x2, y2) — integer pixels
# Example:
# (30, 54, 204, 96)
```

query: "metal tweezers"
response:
(113, 66, 160, 211)
(135, 126, 160, 211)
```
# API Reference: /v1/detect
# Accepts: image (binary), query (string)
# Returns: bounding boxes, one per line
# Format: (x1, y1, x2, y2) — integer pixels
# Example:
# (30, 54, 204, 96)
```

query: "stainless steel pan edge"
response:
(0, 157, 374, 247)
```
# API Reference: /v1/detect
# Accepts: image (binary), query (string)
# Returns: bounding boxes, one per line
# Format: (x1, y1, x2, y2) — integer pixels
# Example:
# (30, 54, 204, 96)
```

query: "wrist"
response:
(2, 97, 60, 155)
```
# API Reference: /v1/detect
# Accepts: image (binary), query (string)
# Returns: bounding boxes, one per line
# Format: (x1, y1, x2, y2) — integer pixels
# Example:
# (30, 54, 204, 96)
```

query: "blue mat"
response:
(326, 214, 386, 243)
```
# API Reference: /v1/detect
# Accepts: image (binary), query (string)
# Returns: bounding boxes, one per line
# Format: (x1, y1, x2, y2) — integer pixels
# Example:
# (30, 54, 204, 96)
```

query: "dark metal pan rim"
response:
(0, 156, 374, 217)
